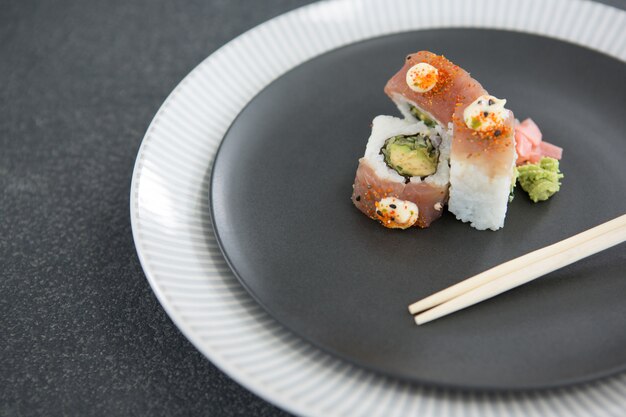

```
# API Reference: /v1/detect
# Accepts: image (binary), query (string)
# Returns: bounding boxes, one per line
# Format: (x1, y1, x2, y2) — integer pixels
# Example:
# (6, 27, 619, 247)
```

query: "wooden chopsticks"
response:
(408, 214, 626, 325)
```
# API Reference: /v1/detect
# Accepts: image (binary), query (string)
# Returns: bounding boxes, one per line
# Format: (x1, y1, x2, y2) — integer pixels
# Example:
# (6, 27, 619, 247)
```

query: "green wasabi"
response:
(517, 157, 564, 203)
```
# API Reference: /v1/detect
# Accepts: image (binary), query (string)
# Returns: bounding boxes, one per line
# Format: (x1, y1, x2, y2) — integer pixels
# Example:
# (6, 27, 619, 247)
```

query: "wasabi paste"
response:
(517, 157, 564, 202)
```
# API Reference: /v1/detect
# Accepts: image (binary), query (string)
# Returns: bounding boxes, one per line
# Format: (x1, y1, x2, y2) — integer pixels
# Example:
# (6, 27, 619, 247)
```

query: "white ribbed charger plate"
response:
(130, 0, 626, 415)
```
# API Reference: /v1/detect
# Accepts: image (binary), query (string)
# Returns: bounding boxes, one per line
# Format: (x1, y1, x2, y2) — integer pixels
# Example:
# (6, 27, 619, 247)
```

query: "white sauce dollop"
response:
(463, 95, 508, 132)
(375, 197, 419, 228)
(405, 63, 438, 93)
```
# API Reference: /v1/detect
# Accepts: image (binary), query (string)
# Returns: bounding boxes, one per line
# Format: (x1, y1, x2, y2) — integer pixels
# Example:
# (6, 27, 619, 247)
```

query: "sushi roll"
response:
(384, 51, 517, 230)
(351, 115, 450, 229)
(384, 51, 486, 127)
(448, 95, 517, 230)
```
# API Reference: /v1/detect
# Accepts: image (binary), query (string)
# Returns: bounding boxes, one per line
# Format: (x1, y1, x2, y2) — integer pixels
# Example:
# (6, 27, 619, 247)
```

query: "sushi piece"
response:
(351, 115, 450, 228)
(447, 94, 517, 230)
(384, 51, 517, 231)
(384, 51, 486, 127)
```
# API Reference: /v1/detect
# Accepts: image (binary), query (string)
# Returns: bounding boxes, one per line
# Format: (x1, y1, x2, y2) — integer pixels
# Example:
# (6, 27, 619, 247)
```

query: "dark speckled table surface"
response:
(0, 1, 314, 415)
(2, 1, 625, 416)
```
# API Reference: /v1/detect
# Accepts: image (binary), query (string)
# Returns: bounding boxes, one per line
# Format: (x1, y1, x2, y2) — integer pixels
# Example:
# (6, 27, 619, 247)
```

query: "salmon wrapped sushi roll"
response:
(351, 115, 450, 229)
(384, 51, 486, 127)
(448, 95, 517, 230)
(384, 50, 517, 230)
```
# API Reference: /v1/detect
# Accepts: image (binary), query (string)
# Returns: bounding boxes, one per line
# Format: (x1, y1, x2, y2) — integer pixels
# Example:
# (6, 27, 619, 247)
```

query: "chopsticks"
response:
(408, 214, 626, 325)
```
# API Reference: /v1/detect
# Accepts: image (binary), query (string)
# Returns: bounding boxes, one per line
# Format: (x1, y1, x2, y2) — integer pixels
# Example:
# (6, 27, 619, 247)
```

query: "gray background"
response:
(0, 1, 314, 415)
(1, 0, 624, 416)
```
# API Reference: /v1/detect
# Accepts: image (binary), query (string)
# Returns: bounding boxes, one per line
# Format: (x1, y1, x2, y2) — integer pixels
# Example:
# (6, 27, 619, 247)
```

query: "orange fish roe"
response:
(374, 200, 396, 225)
(373, 199, 418, 229)
(422, 72, 449, 100)
(452, 114, 512, 149)
(407, 64, 439, 91)
(418, 55, 459, 100)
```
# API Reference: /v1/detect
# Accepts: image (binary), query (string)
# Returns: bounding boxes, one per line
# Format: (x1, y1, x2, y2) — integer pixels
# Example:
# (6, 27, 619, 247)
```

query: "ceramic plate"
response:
(210, 28, 626, 389)
(132, 0, 626, 415)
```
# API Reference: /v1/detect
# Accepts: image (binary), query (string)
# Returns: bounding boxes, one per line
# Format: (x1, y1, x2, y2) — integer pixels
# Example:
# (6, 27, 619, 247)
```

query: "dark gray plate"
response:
(210, 29, 626, 390)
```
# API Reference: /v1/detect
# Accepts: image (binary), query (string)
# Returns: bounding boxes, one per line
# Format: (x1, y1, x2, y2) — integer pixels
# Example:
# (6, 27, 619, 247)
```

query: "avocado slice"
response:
(381, 134, 439, 177)
(408, 104, 436, 127)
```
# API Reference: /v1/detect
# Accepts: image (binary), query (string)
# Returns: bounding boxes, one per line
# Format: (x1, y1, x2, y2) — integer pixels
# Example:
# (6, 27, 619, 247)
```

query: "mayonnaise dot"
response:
(463, 94, 508, 132)
(405, 63, 439, 93)
(376, 197, 419, 228)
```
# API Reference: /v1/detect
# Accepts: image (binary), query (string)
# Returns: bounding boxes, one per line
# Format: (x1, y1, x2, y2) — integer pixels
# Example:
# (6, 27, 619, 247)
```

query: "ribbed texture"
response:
(130, 1, 626, 416)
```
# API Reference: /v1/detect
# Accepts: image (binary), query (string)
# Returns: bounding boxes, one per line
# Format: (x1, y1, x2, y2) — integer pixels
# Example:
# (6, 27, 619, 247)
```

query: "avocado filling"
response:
(408, 104, 436, 127)
(381, 134, 439, 178)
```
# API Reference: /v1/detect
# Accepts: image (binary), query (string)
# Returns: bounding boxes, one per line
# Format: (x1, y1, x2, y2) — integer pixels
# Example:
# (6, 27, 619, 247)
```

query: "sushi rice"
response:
(351, 115, 451, 228)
